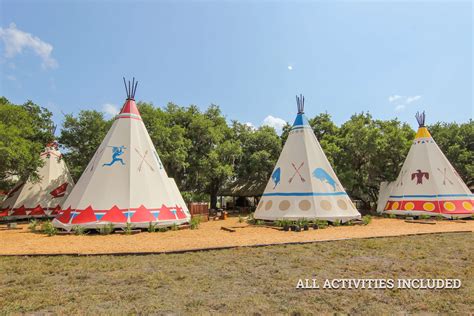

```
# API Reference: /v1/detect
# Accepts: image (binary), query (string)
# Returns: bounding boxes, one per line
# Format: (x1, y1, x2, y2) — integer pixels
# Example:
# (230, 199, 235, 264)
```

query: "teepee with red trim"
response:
(0, 141, 74, 219)
(53, 78, 190, 230)
(379, 112, 473, 218)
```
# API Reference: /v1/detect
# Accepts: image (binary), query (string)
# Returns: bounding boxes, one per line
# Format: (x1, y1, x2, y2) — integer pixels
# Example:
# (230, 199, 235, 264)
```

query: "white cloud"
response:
(244, 122, 255, 129)
(262, 115, 286, 134)
(0, 23, 58, 69)
(388, 95, 402, 103)
(394, 104, 406, 112)
(6, 75, 16, 81)
(287, 65, 293, 71)
(102, 103, 119, 117)
(406, 95, 421, 104)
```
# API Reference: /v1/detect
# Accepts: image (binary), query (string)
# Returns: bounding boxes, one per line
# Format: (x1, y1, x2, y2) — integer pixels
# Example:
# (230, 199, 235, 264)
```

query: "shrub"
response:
(332, 220, 341, 226)
(171, 223, 179, 231)
(255, 220, 264, 226)
(72, 225, 86, 235)
(389, 213, 397, 219)
(238, 215, 244, 223)
(190, 216, 201, 230)
(435, 215, 444, 221)
(159, 226, 168, 232)
(419, 214, 431, 220)
(246, 213, 255, 224)
(148, 222, 157, 233)
(41, 220, 57, 236)
(362, 215, 372, 225)
(28, 219, 39, 232)
(99, 223, 114, 235)
(343, 220, 354, 226)
(124, 222, 134, 235)
(316, 220, 328, 229)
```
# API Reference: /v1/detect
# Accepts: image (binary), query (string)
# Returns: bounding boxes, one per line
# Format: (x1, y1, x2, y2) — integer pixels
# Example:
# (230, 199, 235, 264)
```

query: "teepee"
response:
(379, 112, 473, 218)
(53, 78, 191, 230)
(0, 141, 74, 219)
(254, 95, 361, 222)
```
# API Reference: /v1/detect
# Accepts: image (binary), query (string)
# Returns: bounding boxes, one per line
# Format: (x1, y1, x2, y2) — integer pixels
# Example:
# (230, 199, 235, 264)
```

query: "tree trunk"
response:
(210, 193, 218, 209)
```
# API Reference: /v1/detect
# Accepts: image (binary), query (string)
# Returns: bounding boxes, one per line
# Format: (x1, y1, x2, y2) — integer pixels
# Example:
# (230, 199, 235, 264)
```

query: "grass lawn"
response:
(0, 233, 472, 314)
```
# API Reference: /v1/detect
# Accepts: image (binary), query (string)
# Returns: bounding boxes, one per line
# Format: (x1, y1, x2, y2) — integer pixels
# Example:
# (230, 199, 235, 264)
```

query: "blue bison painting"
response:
(312, 168, 337, 191)
(271, 167, 281, 189)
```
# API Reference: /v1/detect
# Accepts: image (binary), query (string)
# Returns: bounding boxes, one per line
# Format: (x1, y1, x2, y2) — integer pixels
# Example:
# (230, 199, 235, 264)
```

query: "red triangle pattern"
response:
(57, 208, 72, 223)
(175, 206, 187, 219)
(100, 205, 127, 223)
(29, 205, 45, 216)
(71, 206, 97, 224)
(158, 205, 177, 220)
(11, 206, 27, 216)
(130, 205, 155, 223)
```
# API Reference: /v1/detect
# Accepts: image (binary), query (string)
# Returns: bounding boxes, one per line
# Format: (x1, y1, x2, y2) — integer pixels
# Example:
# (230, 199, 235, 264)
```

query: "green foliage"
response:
(435, 215, 444, 221)
(28, 219, 39, 232)
(246, 213, 255, 224)
(159, 227, 168, 232)
(190, 216, 201, 230)
(332, 219, 341, 226)
(99, 223, 114, 235)
(362, 215, 372, 225)
(343, 220, 354, 226)
(148, 222, 157, 233)
(238, 215, 244, 223)
(41, 220, 57, 236)
(389, 213, 397, 219)
(419, 214, 431, 220)
(72, 225, 86, 235)
(428, 121, 473, 186)
(124, 222, 134, 235)
(59, 110, 112, 181)
(316, 220, 328, 229)
(170, 223, 179, 231)
(254, 219, 264, 226)
(0, 97, 54, 190)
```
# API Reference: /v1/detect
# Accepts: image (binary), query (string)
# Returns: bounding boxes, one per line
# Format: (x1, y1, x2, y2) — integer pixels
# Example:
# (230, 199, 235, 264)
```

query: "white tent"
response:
(379, 112, 473, 218)
(53, 78, 191, 230)
(254, 95, 361, 222)
(0, 142, 74, 219)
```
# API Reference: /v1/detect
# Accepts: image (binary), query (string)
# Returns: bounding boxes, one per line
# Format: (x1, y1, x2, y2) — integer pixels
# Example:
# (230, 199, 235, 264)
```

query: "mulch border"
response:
(0, 230, 471, 257)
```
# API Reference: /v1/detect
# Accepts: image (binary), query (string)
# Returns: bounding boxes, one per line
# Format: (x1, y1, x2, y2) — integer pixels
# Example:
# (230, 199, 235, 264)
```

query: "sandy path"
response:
(0, 218, 472, 255)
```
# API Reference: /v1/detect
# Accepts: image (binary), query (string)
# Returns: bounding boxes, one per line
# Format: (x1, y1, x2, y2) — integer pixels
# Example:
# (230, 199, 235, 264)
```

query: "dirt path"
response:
(0, 217, 472, 255)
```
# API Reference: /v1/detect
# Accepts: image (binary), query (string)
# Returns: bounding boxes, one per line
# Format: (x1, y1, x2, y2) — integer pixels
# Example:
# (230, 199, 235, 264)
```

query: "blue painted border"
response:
(263, 192, 348, 197)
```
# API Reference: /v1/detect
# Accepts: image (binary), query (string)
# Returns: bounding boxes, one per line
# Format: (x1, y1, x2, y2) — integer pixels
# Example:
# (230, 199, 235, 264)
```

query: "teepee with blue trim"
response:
(255, 95, 360, 222)
(53, 78, 190, 230)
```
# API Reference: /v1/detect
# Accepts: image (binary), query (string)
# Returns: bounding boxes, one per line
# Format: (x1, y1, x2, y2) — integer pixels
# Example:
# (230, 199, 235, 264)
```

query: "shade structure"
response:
(53, 79, 191, 230)
(379, 112, 473, 218)
(0, 142, 74, 219)
(254, 95, 361, 222)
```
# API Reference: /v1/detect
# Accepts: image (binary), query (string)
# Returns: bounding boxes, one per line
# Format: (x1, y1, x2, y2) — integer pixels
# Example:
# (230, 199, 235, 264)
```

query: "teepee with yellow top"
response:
(379, 111, 473, 218)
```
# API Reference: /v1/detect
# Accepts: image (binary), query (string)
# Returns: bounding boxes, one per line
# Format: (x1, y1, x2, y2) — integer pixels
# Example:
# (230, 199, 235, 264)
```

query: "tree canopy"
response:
(1, 96, 472, 211)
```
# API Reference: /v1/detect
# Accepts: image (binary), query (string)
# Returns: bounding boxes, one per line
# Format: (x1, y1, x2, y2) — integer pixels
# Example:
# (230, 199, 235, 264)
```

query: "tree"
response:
(139, 102, 190, 187)
(0, 97, 54, 191)
(233, 123, 281, 186)
(59, 110, 112, 181)
(428, 120, 474, 186)
(336, 113, 414, 211)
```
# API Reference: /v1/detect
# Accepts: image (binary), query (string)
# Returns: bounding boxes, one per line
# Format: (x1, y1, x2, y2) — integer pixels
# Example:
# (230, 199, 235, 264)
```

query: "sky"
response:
(0, 0, 472, 134)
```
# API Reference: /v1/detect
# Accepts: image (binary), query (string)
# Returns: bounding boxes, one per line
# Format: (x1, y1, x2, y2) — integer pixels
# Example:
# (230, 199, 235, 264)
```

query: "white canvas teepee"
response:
(379, 112, 473, 218)
(53, 78, 191, 230)
(0, 142, 74, 219)
(255, 95, 361, 222)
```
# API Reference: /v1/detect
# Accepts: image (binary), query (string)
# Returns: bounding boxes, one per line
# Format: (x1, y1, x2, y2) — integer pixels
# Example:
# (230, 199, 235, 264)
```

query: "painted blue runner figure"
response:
(103, 146, 126, 167)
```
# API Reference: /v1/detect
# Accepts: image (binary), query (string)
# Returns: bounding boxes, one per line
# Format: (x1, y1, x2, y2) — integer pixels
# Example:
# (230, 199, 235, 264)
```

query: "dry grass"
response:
(0, 233, 472, 314)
